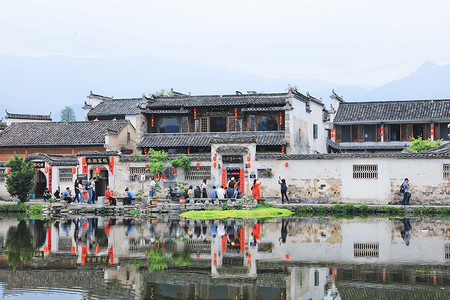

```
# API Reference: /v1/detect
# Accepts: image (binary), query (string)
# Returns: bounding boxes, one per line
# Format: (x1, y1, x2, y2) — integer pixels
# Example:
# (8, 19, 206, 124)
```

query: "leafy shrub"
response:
(221, 203, 231, 211)
(408, 137, 442, 152)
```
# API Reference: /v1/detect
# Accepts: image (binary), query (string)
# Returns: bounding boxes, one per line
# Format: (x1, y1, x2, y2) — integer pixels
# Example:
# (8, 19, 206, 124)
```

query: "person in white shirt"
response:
(217, 186, 225, 199)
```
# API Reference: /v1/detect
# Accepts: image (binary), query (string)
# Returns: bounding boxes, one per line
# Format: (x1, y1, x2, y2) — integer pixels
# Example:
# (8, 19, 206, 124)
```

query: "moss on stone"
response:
(180, 207, 292, 219)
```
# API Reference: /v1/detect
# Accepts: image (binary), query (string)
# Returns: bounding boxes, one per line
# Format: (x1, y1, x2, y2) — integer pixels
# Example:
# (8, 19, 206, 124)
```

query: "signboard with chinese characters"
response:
(222, 155, 243, 164)
(34, 162, 45, 168)
(86, 157, 109, 164)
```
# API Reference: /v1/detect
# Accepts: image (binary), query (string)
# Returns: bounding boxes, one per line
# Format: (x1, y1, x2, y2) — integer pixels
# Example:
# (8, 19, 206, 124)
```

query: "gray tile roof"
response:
(138, 131, 286, 148)
(0, 120, 129, 147)
(87, 99, 141, 116)
(146, 109, 190, 114)
(216, 146, 249, 153)
(241, 107, 286, 112)
(25, 153, 78, 166)
(120, 153, 211, 162)
(327, 138, 407, 151)
(145, 93, 289, 108)
(333, 99, 450, 123)
(6, 111, 52, 121)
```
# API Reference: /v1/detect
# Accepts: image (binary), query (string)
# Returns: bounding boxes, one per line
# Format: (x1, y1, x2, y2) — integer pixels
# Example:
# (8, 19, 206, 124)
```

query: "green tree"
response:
(5, 154, 36, 202)
(60, 106, 76, 122)
(407, 137, 442, 152)
(5, 221, 34, 271)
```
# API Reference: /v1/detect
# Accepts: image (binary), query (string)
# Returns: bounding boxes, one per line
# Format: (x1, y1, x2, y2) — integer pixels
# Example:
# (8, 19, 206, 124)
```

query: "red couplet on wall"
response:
(72, 167, 77, 174)
(240, 169, 245, 194)
(222, 169, 227, 188)
(109, 156, 114, 164)
(81, 157, 87, 165)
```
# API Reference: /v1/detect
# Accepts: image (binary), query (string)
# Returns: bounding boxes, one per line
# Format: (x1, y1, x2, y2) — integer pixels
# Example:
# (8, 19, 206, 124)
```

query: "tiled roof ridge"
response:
(152, 92, 290, 100)
(340, 98, 450, 105)
(5, 111, 52, 120)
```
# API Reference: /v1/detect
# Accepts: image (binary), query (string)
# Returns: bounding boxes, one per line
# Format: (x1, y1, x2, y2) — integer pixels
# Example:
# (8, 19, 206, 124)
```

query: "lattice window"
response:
(249, 115, 256, 131)
(59, 168, 73, 182)
(185, 166, 211, 181)
(257, 168, 273, 178)
(353, 164, 378, 179)
(0, 168, 5, 183)
(182, 116, 189, 133)
(164, 168, 176, 181)
(446, 244, 450, 260)
(58, 237, 73, 251)
(201, 118, 208, 132)
(238, 119, 243, 132)
(129, 167, 152, 181)
(313, 124, 318, 139)
(354, 242, 379, 257)
(444, 164, 450, 179)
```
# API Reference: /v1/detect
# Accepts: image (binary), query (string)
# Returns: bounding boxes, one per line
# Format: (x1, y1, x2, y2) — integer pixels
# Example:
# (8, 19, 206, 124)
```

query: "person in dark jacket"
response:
(194, 186, 202, 198)
(278, 177, 289, 204)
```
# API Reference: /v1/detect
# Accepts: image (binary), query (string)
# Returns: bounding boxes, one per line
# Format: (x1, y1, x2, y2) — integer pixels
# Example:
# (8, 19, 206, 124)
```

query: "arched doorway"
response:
(89, 167, 109, 198)
(34, 171, 46, 198)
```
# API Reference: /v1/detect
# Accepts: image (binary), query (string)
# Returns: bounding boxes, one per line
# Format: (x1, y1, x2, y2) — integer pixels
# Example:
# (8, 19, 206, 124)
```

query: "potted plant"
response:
(175, 181, 189, 204)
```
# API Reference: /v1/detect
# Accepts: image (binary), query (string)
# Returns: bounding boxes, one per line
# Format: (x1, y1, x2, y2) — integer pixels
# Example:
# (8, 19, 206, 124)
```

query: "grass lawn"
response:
(180, 207, 292, 219)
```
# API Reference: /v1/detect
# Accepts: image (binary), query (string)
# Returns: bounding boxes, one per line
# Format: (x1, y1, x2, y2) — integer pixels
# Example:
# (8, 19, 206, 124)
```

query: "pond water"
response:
(0, 216, 448, 299)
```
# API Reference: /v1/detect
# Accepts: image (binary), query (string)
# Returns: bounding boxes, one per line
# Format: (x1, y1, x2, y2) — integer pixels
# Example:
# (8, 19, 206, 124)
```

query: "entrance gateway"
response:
(221, 154, 245, 194)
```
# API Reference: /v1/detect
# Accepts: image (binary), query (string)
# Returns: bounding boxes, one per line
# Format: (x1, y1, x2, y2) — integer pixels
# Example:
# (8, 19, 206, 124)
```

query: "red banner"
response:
(222, 169, 227, 188)
(222, 234, 227, 253)
(240, 169, 245, 194)
(240, 228, 245, 253)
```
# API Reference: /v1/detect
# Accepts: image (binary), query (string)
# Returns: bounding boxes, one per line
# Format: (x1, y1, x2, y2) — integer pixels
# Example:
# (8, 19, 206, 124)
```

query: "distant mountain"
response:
(1, 54, 449, 122)
(328, 62, 450, 102)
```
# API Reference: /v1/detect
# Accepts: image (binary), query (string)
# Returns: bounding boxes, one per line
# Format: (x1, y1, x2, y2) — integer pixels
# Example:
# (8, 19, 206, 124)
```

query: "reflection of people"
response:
(252, 222, 261, 246)
(279, 219, 289, 244)
(401, 178, 411, 205)
(401, 217, 411, 246)
(252, 179, 261, 200)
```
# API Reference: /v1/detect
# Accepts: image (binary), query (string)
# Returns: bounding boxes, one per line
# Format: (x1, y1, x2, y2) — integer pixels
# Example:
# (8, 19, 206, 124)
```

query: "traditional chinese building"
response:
(0, 120, 136, 198)
(329, 91, 450, 153)
(4, 111, 52, 126)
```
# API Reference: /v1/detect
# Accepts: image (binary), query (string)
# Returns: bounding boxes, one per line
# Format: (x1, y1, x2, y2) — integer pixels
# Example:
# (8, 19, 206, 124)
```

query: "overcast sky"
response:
(1, 0, 450, 87)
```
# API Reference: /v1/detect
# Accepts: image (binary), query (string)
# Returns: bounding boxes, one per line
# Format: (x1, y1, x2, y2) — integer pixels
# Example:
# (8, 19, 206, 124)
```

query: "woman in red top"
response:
(252, 179, 261, 200)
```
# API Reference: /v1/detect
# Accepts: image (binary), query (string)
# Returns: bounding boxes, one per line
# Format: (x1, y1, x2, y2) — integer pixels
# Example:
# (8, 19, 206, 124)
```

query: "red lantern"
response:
(6, 168, 10, 175)
(95, 244, 100, 254)
(145, 164, 149, 169)
(234, 108, 238, 120)
(196, 163, 200, 169)
(279, 112, 283, 125)
(281, 145, 285, 154)
(193, 108, 197, 119)
(81, 157, 86, 165)
(285, 162, 289, 167)
(71, 246, 76, 254)
(286, 254, 289, 260)
(151, 114, 154, 127)
(44, 166, 49, 173)
(96, 167, 101, 175)
(155, 173, 159, 179)
(72, 167, 77, 174)
(331, 128, 335, 138)
(173, 169, 177, 175)
(161, 174, 165, 180)
(380, 126, 384, 137)
(430, 125, 434, 136)
(196, 252, 200, 258)
(248, 259, 251, 266)
(247, 163, 251, 168)
(213, 156, 216, 161)
(213, 162, 217, 168)
(144, 148, 148, 154)
(247, 156, 250, 162)
(187, 147, 190, 154)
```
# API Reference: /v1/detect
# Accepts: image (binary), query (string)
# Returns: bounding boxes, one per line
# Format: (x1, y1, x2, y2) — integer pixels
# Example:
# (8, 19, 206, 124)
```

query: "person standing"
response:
(278, 177, 289, 204)
(227, 177, 236, 196)
(233, 181, 239, 199)
(201, 179, 208, 198)
(401, 178, 410, 205)
(149, 178, 156, 199)
(92, 177, 97, 204)
(194, 186, 202, 198)
(74, 179, 81, 203)
(86, 178, 94, 204)
(251, 179, 261, 200)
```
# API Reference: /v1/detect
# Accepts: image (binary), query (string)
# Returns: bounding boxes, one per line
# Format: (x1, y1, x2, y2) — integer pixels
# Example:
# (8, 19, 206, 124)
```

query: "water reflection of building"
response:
(0, 217, 449, 299)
